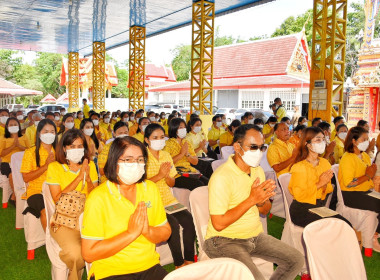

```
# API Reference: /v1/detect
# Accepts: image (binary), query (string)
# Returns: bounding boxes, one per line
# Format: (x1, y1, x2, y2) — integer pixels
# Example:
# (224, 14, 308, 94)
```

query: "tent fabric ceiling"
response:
(0, 0, 274, 56)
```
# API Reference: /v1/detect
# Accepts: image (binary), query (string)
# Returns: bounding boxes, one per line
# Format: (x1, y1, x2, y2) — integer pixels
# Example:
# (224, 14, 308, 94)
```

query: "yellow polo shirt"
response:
(288, 134, 300, 148)
(163, 138, 197, 175)
(338, 152, 374, 192)
(146, 149, 178, 206)
(205, 155, 264, 240)
(95, 126, 109, 142)
(83, 104, 90, 118)
(276, 106, 287, 120)
(46, 161, 98, 196)
(185, 131, 207, 157)
(289, 158, 333, 204)
(0, 125, 5, 136)
(333, 137, 345, 164)
(207, 126, 224, 149)
(133, 132, 145, 143)
(267, 138, 295, 177)
(25, 125, 37, 146)
(331, 129, 337, 140)
(262, 124, 274, 144)
(0, 135, 31, 163)
(74, 119, 81, 129)
(21, 146, 55, 199)
(129, 123, 139, 136)
(81, 180, 167, 280)
(219, 130, 234, 147)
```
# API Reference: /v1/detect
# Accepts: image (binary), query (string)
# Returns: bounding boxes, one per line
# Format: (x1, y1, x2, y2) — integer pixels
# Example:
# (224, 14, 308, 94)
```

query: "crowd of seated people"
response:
(0, 96, 379, 280)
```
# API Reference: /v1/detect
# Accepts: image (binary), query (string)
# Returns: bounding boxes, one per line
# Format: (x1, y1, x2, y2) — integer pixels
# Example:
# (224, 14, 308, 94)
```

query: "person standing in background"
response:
(273, 97, 287, 121)
(290, 105, 301, 128)
(83, 98, 90, 118)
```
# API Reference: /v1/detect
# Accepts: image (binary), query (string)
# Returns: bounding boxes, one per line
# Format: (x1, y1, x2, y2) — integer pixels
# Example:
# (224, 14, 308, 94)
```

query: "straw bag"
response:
(51, 190, 86, 232)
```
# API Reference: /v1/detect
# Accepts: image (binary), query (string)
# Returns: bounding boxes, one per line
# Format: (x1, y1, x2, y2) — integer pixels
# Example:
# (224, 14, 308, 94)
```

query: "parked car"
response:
(234, 108, 248, 121)
(215, 108, 237, 124)
(158, 104, 185, 116)
(38, 104, 65, 114)
(2, 104, 25, 113)
(145, 104, 161, 113)
(234, 108, 272, 123)
(25, 105, 40, 115)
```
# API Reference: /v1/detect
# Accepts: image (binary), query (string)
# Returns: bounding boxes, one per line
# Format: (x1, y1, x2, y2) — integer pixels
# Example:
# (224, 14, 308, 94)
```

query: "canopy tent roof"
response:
(0, 0, 274, 56)
(56, 92, 69, 103)
(41, 93, 57, 103)
(0, 78, 43, 96)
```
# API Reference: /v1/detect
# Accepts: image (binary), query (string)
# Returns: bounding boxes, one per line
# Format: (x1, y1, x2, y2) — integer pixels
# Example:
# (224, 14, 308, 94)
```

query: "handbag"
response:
(51, 189, 86, 232)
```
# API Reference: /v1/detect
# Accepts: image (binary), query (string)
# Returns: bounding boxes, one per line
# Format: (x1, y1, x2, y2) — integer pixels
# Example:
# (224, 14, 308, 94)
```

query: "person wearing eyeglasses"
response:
(204, 124, 304, 280)
(288, 127, 350, 228)
(81, 137, 171, 280)
(267, 122, 298, 178)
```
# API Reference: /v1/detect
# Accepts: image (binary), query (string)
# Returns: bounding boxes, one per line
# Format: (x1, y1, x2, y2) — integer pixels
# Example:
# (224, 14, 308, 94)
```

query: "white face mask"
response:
(8, 125, 19, 134)
(17, 115, 23, 121)
(177, 128, 187, 139)
(141, 125, 148, 133)
(116, 134, 129, 138)
(269, 123, 275, 128)
(136, 117, 140, 123)
(130, 117, 135, 121)
(193, 126, 202, 134)
(54, 116, 60, 121)
(222, 119, 227, 124)
(73, 113, 77, 118)
(258, 125, 264, 129)
(65, 122, 74, 129)
(0, 116, 9, 124)
(40, 133, 56, 145)
(92, 119, 99, 126)
(150, 139, 166, 151)
(34, 121, 40, 127)
(216, 121, 222, 128)
(113, 117, 118, 120)
(123, 118, 129, 123)
(156, 118, 160, 122)
(311, 142, 326, 154)
(357, 140, 369, 152)
(118, 162, 145, 185)
(239, 145, 263, 167)
(338, 132, 347, 140)
(66, 148, 84, 163)
(78, 114, 83, 119)
(83, 128, 94, 136)
(104, 118, 110, 124)
(325, 136, 330, 144)
(149, 117, 156, 122)
(248, 119, 254, 124)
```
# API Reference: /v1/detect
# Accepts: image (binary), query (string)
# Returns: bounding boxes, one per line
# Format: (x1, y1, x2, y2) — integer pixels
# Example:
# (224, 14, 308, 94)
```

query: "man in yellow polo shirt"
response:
(274, 97, 287, 121)
(83, 98, 90, 118)
(204, 124, 304, 279)
(25, 113, 42, 146)
(207, 115, 224, 153)
(267, 122, 297, 177)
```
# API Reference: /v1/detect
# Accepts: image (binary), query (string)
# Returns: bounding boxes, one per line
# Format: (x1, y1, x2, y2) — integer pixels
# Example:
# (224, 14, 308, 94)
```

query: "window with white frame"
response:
(179, 92, 190, 107)
(162, 92, 176, 104)
(269, 90, 296, 111)
(241, 90, 264, 109)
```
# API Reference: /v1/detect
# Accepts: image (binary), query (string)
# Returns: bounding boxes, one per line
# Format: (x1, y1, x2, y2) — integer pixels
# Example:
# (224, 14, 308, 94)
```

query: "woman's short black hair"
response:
(104, 137, 148, 184)
(345, 126, 368, 153)
(144, 123, 165, 146)
(266, 116, 277, 124)
(298, 116, 307, 125)
(228, 119, 241, 132)
(187, 117, 202, 133)
(80, 118, 99, 150)
(169, 118, 187, 139)
(357, 120, 368, 127)
(336, 123, 348, 132)
(120, 112, 128, 119)
(35, 119, 57, 167)
(56, 129, 89, 164)
(113, 121, 129, 133)
(253, 118, 264, 125)
(317, 121, 331, 132)
(58, 113, 74, 135)
(281, 116, 290, 122)
(333, 116, 344, 124)
(128, 111, 135, 118)
(4, 117, 22, 138)
(233, 124, 262, 144)
(294, 124, 307, 133)
(136, 117, 149, 134)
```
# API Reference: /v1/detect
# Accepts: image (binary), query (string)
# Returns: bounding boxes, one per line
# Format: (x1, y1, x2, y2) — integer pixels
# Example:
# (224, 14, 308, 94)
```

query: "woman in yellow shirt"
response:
(74, 111, 83, 129)
(80, 118, 103, 161)
(289, 127, 349, 227)
(185, 117, 207, 157)
(220, 119, 241, 148)
(46, 129, 98, 280)
(21, 119, 57, 231)
(333, 124, 348, 164)
(81, 137, 171, 280)
(57, 113, 75, 140)
(0, 117, 31, 204)
(164, 114, 176, 136)
(145, 123, 196, 269)
(133, 117, 151, 143)
(262, 116, 277, 144)
(338, 126, 380, 251)
(164, 118, 209, 190)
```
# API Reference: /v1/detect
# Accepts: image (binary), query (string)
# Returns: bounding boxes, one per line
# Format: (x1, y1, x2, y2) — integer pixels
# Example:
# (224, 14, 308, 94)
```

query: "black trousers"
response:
(166, 210, 196, 266)
(174, 175, 209, 191)
(0, 162, 11, 177)
(192, 159, 214, 179)
(99, 264, 167, 280)
(290, 199, 352, 228)
(342, 190, 380, 232)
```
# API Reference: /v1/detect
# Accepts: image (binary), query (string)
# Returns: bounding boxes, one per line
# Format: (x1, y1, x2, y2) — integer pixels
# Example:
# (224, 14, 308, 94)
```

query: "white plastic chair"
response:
(163, 257, 255, 280)
(331, 164, 378, 250)
(303, 218, 367, 280)
(277, 173, 308, 274)
(172, 187, 191, 210)
(211, 159, 227, 171)
(42, 183, 69, 280)
(220, 146, 234, 159)
(1, 171, 12, 208)
(10, 151, 26, 229)
(189, 186, 273, 279)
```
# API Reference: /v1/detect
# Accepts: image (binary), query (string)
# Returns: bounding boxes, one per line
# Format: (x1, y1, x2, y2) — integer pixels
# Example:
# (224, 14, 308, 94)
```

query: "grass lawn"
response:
(0, 193, 378, 280)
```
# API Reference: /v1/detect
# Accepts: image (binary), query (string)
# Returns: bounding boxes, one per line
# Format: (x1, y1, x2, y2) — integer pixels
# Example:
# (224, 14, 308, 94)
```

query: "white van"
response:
(3, 104, 25, 112)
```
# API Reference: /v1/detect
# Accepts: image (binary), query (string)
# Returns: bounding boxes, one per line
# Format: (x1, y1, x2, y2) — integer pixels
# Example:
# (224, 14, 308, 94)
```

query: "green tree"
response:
(111, 67, 129, 98)
(171, 44, 192, 81)
(0, 49, 23, 80)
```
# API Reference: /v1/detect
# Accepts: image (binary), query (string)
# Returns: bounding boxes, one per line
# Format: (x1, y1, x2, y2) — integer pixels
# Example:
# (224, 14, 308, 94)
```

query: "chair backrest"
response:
(303, 218, 367, 280)
(42, 183, 55, 232)
(211, 159, 227, 172)
(277, 173, 293, 222)
(189, 186, 209, 252)
(221, 146, 234, 159)
(163, 257, 255, 280)
(10, 151, 25, 191)
(331, 164, 344, 205)
(260, 149, 274, 173)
